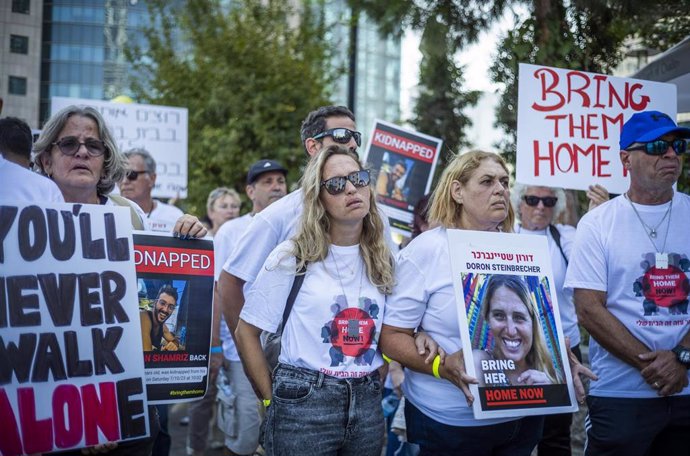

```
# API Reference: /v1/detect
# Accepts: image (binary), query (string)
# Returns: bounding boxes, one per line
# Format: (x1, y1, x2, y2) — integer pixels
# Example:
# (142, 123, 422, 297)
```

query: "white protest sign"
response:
(447, 230, 577, 419)
(51, 97, 188, 198)
(516, 63, 677, 194)
(0, 203, 149, 454)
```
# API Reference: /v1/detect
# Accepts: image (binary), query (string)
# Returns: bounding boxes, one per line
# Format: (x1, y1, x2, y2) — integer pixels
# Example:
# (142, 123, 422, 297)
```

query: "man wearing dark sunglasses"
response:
(565, 110, 690, 456)
(118, 148, 183, 232)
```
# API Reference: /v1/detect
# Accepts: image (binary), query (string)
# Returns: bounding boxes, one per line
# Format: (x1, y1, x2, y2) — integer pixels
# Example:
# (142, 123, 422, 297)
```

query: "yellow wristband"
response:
(432, 355, 441, 379)
(382, 354, 393, 364)
(262, 399, 271, 407)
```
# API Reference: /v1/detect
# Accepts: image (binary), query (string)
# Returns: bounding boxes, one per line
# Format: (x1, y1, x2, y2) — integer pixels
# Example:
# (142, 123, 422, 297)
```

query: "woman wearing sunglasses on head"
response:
(235, 144, 394, 455)
(34, 105, 206, 239)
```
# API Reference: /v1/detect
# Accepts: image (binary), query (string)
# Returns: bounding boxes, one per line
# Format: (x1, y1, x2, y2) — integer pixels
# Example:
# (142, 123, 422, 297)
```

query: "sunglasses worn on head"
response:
(125, 170, 149, 181)
(321, 170, 370, 195)
(52, 136, 107, 157)
(627, 139, 687, 155)
(524, 195, 558, 207)
(313, 128, 362, 147)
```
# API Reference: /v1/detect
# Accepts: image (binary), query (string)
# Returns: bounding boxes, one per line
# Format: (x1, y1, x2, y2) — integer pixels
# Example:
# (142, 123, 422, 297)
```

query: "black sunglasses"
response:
(524, 195, 558, 207)
(627, 139, 687, 156)
(321, 170, 370, 195)
(125, 170, 149, 181)
(312, 128, 362, 147)
(51, 136, 107, 157)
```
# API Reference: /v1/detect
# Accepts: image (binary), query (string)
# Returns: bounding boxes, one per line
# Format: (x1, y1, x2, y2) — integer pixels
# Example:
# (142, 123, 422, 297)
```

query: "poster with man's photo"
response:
(362, 120, 442, 237)
(133, 232, 214, 404)
(0, 202, 150, 454)
(447, 230, 578, 419)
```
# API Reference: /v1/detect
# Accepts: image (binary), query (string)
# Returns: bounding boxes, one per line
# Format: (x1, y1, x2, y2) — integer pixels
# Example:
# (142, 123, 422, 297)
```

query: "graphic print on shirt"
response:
(633, 252, 690, 316)
(320, 294, 380, 366)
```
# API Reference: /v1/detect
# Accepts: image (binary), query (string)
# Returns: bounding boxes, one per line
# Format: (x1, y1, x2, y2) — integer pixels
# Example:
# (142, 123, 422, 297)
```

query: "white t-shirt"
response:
(226, 189, 397, 285)
(0, 157, 64, 203)
(147, 199, 184, 233)
(384, 227, 513, 426)
(240, 241, 385, 377)
(564, 193, 690, 398)
(215, 213, 253, 362)
(516, 223, 580, 347)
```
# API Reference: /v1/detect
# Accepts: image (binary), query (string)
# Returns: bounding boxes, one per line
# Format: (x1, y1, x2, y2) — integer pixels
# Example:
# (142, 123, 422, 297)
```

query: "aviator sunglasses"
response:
(321, 169, 370, 195)
(51, 136, 107, 157)
(524, 195, 558, 207)
(627, 139, 687, 156)
(312, 128, 362, 147)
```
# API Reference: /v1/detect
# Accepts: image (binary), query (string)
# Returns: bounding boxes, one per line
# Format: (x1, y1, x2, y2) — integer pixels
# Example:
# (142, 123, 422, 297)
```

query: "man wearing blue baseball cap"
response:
(565, 110, 690, 456)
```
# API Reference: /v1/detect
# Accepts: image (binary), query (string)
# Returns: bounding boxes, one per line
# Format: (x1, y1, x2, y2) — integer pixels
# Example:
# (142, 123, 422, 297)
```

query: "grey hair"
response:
(33, 105, 124, 196)
(124, 148, 157, 174)
(511, 183, 567, 221)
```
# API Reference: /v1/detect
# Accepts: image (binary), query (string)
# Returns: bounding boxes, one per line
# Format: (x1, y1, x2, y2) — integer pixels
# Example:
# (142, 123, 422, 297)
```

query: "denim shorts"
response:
(262, 363, 384, 456)
(405, 399, 543, 456)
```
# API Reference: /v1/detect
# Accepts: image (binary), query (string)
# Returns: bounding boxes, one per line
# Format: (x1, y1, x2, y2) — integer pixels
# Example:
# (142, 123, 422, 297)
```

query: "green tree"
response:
(128, 0, 333, 215)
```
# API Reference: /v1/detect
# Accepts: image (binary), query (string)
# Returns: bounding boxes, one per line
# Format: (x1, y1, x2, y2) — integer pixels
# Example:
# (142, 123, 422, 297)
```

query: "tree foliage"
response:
(127, 0, 333, 215)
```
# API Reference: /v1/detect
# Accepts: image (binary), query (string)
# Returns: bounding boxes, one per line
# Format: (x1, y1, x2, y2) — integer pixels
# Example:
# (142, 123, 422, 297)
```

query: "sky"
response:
(399, 8, 526, 152)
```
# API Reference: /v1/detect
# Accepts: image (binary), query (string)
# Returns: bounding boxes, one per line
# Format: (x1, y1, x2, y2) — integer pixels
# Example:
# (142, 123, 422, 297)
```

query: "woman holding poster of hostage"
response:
(380, 150, 594, 456)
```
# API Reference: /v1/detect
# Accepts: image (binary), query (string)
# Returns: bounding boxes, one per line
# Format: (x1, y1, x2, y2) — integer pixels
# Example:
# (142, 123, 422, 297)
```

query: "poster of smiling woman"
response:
(448, 230, 578, 419)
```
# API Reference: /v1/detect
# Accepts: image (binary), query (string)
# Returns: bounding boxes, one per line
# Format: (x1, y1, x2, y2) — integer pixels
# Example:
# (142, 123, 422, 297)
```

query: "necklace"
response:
(331, 247, 364, 306)
(625, 193, 673, 253)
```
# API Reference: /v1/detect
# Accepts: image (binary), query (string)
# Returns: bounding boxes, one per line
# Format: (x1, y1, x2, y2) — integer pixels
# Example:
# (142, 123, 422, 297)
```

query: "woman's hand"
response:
(173, 214, 207, 239)
(516, 369, 553, 385)
(414, 330, 447, 364)
(566, 338, 597, 403)
(438, 350, 477, 405)
(80, 442, 118, 454)
(586, 184, 609, 211)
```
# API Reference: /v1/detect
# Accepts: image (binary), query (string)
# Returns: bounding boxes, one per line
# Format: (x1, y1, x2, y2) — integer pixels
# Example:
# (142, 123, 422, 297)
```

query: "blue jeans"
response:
(585, 395, 690, 456)
(405, 399, 543, 456)
(262, 363, 384, 456)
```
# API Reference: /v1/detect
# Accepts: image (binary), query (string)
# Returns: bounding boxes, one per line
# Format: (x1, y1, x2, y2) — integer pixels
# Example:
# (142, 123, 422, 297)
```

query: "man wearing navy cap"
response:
(565, 110, 690, 455)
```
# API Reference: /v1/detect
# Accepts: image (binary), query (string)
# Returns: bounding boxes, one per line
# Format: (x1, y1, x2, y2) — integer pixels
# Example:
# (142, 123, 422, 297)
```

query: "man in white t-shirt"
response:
(118, 148, 183, 232)
(218, 106, 363, 335)
(0, 116, 64, 203)
(188, 159, 287, 456)
(565, 110, 690, 456)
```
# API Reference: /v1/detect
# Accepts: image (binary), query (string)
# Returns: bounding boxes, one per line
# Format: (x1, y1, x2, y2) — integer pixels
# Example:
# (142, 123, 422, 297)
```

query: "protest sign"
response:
(362, 120, 442, 237)
(0, 203, 149, 455)
(51, 97, 188, 199)
(134, 232, 214, 404)
(516, 63, 677, 194)
(447, 230, 577, 419)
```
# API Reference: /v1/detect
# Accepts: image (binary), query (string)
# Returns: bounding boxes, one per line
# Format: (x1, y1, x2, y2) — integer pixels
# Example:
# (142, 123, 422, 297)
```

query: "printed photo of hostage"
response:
(472, 275, 564, 388)
(140, 284, 182, 351)
(375, 157, 411, 202)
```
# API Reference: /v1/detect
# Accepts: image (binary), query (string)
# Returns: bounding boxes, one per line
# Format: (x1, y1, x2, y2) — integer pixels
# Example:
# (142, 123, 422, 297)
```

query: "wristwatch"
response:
(671, 345, 690, 368)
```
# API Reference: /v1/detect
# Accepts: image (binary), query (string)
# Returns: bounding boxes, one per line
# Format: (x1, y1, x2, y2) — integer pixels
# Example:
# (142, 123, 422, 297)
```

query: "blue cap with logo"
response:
(620, 110, 690, 150)
(247, 159, 287, 184)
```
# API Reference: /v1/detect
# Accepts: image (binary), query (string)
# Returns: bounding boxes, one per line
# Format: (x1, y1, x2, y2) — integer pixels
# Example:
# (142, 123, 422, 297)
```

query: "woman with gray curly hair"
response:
(34, 105, 205, 238)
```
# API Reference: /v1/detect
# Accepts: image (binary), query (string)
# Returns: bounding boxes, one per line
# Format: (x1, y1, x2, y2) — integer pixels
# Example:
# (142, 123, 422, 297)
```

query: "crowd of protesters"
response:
(1, 101, 689, 456)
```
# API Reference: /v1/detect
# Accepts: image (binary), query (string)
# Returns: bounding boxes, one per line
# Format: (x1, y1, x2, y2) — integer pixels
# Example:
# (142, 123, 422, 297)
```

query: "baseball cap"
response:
(620, 110, 690, 150)
(247, 159, 287, 184)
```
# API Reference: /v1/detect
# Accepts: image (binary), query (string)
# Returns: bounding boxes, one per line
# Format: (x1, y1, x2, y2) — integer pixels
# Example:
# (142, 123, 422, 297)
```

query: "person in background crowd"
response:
(381, 151, 594, 456)
(0, 116, 64, 202)
(203, 187, 241, 236)
(565, 110, 690, 456)
(186, 159, 287, 456)
(119, 148, 184, 232)
(512, 182, 608, 456)
(33, 104, 206, 456)
(235, 145, 393, 455)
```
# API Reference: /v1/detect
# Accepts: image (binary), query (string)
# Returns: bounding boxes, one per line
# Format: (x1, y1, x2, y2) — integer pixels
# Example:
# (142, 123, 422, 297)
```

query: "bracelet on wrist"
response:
(432, 354, 442, 379)
(210, 346, 223, 354)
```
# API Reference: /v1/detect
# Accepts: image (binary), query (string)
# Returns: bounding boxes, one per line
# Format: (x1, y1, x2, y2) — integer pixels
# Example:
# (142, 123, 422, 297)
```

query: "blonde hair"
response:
(291, 144, 394, 294)
(429, 150, 514, 231)
(206, 187, 241, 213)
(482, 275, 562, 383)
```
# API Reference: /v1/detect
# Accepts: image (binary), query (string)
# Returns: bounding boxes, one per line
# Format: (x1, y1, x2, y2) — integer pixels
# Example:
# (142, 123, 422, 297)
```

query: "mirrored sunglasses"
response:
(51, 136, 107, 157)
(313, 128, 362, 147)
(321, 169, 370, 195)
(524, 195, 558, 207)
(627, 139, 687, 156)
